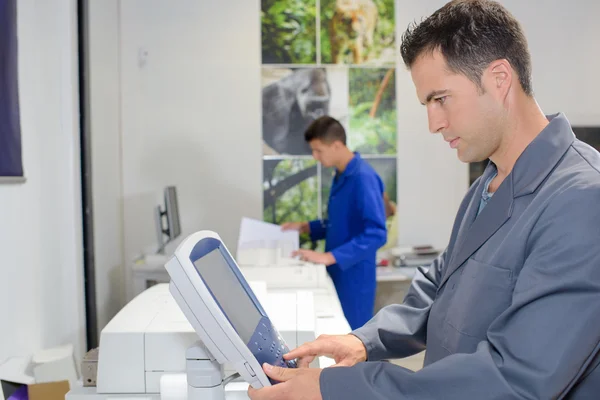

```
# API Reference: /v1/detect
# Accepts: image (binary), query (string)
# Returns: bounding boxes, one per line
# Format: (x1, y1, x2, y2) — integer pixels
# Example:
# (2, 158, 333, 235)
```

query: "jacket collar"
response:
(334, 152, 361, 183)
(508, 112, 575, 198)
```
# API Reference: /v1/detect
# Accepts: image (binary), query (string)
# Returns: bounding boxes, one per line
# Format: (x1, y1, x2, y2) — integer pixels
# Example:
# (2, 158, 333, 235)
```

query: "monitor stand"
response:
(186, 341, 225, 400)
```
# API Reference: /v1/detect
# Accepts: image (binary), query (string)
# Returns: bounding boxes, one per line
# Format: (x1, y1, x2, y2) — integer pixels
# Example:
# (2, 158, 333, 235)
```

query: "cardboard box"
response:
(27, 380, 70, 400)
(1, 379, 70, 400)
(0, 347, 74, 400)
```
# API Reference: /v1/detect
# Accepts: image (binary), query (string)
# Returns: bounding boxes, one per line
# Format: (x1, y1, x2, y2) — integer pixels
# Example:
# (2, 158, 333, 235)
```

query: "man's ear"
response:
(486, 59, 512, 98)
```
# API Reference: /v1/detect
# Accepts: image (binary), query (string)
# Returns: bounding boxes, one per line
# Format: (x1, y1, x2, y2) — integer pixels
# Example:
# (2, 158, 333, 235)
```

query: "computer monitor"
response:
(165, 231, 297, 389)
(155, 186, 182, 254)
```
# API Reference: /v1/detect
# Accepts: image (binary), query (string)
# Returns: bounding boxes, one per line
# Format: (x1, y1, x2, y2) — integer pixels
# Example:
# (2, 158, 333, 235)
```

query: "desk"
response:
(376, 266, 417, 282)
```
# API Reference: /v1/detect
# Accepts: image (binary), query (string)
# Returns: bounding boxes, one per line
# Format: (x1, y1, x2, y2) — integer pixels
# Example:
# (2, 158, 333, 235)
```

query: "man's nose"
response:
(427, 109, 447, 134)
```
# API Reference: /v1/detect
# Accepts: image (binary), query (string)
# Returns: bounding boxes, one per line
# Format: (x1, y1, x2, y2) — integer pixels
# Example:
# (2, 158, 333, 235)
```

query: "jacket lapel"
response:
(440, 173, 514, 288)
(451, 164, 492, 254)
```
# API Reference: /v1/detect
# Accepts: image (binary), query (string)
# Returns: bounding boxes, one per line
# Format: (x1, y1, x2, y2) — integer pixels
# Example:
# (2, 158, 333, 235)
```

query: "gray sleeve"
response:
(321, 186, 600, 399)
(351, 249, 447, 361)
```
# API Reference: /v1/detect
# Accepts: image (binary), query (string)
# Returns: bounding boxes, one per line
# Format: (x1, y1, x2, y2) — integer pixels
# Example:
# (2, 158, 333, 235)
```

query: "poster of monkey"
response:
(321, 0, 396, 65)
(261, 0, 317, 64)
(262, 67, 349, 156)
(347, 68, 396, 154)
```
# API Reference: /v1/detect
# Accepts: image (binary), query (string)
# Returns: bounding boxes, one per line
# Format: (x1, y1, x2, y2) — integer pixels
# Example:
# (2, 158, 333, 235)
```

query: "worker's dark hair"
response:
(304, 116, 347, 145)
(400, 0, 533, 96)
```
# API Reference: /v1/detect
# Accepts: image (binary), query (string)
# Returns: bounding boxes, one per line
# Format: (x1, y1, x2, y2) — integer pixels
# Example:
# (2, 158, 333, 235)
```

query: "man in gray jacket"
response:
(248, 1, 600, 399)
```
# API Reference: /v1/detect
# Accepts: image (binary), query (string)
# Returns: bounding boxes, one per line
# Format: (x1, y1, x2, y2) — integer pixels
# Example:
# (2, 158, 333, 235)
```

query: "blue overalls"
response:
(309, 153, 387, 329)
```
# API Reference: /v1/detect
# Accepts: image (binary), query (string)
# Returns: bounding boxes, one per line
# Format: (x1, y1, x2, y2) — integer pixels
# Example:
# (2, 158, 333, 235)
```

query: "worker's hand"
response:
(292, 249, 336, 266)
(283, 334, 367, 368)
(281, 221, 310, 235)
(247, 363, 322, 400)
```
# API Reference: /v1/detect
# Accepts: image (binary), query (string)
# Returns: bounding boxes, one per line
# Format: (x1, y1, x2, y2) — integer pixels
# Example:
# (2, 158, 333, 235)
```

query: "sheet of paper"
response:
(237, 217, 299, 255)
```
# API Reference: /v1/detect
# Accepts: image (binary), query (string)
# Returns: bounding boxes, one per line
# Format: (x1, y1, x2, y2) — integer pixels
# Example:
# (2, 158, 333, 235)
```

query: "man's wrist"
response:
(324, 252, 336, 266)
(348, 333, 368, 362)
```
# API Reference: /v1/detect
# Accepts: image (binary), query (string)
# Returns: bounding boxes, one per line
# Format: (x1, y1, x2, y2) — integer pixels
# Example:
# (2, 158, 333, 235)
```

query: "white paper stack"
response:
(236, 218, 300, 265)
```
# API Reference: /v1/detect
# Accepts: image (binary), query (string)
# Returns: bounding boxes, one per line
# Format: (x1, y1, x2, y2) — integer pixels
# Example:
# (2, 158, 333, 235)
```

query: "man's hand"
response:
(292, 249, 336, 266)
(283, 334, 367, 368)
(281, 221, 310, 235)
(247, 363, 322, 400)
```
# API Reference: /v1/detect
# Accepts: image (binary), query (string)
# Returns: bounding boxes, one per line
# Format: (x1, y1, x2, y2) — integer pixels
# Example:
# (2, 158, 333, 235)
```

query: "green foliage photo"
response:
(263, 159, 319, 226)
(348, 68, 396, 154)
(261, 0, 317, 64)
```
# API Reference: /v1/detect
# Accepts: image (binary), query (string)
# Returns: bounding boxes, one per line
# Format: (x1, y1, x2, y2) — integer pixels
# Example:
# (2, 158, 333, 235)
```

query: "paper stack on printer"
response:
(236, 217, 301, 266)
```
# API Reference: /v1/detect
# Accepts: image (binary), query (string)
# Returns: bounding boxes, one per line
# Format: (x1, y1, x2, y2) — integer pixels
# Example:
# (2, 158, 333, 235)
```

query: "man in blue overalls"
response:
(282, 116, 387, 330)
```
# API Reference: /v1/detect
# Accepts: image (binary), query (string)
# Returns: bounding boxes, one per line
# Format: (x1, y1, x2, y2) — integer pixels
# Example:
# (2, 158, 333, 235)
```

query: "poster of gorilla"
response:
(261, 67, 349, 156)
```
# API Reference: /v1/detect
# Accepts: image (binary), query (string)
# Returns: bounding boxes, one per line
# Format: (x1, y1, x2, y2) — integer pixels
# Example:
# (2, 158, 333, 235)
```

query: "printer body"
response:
(67, 283, 316, 399)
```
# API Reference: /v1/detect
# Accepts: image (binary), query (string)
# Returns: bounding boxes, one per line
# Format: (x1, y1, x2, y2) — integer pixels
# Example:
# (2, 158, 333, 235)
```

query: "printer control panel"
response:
(248, 316, 298, 380)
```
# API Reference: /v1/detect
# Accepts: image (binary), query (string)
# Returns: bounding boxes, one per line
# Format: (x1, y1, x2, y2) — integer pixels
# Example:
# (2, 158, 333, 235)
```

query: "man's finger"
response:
(263, 363, 297, 383)
(298, 355, 315, 368)
(247, 385, 278, 400)
(284, 342, 319, 360)
(247, 386, 258, 399)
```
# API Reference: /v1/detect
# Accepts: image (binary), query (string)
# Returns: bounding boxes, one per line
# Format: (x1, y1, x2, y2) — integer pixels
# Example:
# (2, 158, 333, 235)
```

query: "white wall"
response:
(88, 0, 600, 324)
(0, 0, 85, 361)
(118, 0, 263, 266)
(505, 0, 600, 125)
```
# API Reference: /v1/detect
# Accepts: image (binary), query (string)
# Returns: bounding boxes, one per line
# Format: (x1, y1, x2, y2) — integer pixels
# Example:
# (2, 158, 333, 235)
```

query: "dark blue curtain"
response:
(0, 0, 23, 178)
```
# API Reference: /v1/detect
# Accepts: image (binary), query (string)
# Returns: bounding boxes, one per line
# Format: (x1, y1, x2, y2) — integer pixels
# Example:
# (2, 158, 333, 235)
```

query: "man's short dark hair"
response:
(304, 116, 347, 145)
(400, 0, 533, 96)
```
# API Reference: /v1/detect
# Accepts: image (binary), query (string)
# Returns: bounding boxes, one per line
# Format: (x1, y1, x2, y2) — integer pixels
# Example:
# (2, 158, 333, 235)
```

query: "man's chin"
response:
(457, 152, 474, 164)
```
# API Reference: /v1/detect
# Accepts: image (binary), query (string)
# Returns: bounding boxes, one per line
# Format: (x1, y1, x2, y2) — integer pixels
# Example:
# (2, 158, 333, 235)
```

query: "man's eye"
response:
(435, 96, 447, 105)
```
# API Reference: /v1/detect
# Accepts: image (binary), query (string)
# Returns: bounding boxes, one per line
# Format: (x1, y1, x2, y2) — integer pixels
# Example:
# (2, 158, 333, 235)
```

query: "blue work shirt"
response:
(309, 153, 387, 329)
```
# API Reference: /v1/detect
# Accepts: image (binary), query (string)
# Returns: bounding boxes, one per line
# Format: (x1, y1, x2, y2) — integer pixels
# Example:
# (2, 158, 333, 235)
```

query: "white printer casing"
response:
(95, 283, 316, 395)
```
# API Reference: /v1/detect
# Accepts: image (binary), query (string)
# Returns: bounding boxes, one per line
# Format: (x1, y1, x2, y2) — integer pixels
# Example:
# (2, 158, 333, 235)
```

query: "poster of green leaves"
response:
(261, 0, 317, 64)
(348, 68, 396, 154)
(263, 158, 318, 224)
